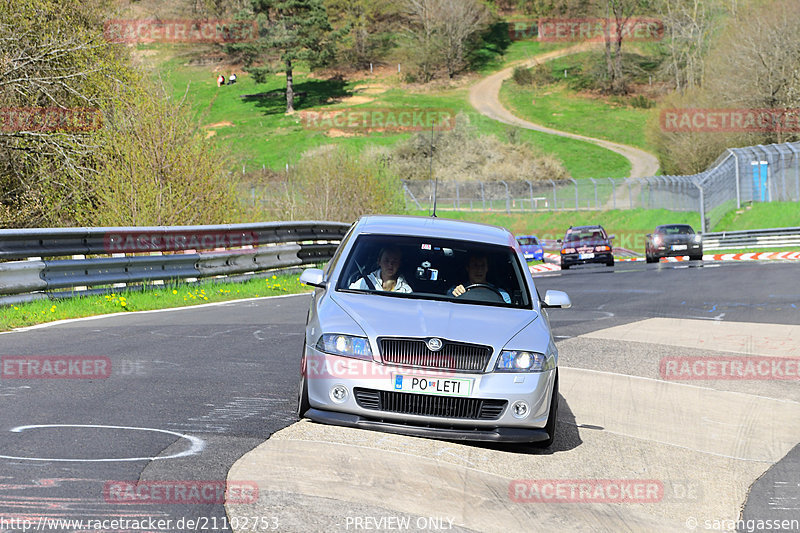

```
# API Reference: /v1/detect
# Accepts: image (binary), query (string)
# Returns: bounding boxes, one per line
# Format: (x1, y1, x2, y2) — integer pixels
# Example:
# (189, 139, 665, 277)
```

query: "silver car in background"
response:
(297, 215, 571, 446)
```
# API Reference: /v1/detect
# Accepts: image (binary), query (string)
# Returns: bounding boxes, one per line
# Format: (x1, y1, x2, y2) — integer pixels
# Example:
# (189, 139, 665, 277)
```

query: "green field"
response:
(0, 273, 309, 332)
(146, 41, 631, 179)
(499, 65, 655, 151)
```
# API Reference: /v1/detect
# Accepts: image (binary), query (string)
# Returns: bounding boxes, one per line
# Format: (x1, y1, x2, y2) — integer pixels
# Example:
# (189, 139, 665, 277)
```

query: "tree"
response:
(403, 0, 489, 81)
(236, 0, 341, 113)
(655, 0, 727, 92)
(324, 0, 401, 69)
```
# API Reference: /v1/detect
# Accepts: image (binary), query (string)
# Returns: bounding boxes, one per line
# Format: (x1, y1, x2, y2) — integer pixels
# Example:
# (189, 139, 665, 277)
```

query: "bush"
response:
(267, 145, 404, 223)
(629, 95, 655, 109)
(512, 66, 534, 85)
(379, 113, 569, 182)
(82, 86, 240, 226)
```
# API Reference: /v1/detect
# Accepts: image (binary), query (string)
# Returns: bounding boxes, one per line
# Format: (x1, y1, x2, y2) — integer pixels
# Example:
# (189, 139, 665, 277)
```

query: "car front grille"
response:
(354, 388, 506, 420)
(379, 338, 492, 372)
(353, 388, 508, 420)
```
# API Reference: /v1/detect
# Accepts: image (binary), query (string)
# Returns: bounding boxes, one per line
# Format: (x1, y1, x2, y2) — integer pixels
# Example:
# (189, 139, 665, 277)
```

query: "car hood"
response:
(330, 291, 538, 347)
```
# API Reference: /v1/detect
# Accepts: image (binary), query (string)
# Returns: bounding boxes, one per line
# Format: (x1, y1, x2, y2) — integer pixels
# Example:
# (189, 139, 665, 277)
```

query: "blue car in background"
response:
(516, 235, 544, 261)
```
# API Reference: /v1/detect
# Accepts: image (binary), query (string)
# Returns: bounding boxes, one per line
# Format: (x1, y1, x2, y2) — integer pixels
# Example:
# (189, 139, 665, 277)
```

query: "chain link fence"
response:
(403, 141, 800, 232)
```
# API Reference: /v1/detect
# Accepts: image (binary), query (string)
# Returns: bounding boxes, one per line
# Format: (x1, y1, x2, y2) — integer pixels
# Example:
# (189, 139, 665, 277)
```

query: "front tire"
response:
(561, 263, 570, 270)
(532, 371, 559, 448)
(690, 254, 703, 261)
(297, 346, 310, 419)
(606, 258, 615, 267)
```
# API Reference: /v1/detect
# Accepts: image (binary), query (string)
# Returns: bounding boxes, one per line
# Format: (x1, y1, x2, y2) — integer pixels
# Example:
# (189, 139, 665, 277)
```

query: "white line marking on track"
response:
(0, 292, 310, 336)
(0, 424, 205, 462)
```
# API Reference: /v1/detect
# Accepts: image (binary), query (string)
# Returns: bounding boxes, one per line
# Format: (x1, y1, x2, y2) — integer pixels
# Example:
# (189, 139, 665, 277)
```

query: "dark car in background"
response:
(645, 224, 703, 263)
(558, 225, 615, 269)
(516, 235, 544, 261)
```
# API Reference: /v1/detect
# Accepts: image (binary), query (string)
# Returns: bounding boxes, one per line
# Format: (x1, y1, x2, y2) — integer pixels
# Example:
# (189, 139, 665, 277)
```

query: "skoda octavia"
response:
(297, 215, 570, 446)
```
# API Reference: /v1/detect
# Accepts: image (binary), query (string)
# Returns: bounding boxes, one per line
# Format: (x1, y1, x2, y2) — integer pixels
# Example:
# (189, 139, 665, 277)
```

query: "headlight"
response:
(595, 245, 610, 252)
(495, 350, 554, 372)
(561, 247, 576, 254)
(316, 334, 372, 360)
(693, 234, 702, 243)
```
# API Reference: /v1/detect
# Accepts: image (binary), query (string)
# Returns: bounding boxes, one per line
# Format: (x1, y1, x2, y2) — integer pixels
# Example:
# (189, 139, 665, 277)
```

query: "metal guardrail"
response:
(0, 222, 351, 305)
(701, 226, 800, 250)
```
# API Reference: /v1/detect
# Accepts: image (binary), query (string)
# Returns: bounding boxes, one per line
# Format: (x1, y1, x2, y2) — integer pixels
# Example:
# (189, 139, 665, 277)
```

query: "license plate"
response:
(393, 374, 473, 397)
(579, 252, 595, 259)
(672, 244, 687, 251)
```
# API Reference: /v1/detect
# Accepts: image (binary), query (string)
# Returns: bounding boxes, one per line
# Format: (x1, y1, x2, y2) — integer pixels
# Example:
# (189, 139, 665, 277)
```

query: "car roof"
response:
(656, 224, 694, 230)
(353, 215, 516, 247)
(567, 225, 605, 231)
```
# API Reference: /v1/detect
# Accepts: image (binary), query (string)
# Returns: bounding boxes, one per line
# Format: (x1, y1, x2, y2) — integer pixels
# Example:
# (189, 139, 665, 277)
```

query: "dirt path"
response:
(469, 43, 660, 178)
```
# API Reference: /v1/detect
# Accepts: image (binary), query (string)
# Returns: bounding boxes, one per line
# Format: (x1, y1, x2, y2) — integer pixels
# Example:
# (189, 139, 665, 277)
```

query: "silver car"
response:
(297, 215, 571, 446)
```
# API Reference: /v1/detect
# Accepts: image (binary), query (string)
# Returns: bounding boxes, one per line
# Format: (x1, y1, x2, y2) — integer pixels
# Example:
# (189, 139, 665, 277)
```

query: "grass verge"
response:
(0, 273, 310, 332)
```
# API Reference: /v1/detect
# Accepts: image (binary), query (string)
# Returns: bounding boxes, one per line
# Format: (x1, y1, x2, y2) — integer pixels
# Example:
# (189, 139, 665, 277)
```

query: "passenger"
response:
(451, 253, 511, 303)
(350, 247, 412, 292)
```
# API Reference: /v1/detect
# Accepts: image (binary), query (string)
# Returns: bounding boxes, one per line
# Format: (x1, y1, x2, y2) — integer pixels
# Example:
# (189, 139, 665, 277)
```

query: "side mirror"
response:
(556, 239, 562, 244)
(299, 268, 325, 288)
(608, 234, 616, 240)
(542, 289, 571, 309)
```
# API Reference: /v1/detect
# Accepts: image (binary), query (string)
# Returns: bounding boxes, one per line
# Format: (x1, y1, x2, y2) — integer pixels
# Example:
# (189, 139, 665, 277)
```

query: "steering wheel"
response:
(459, 283, 505, 302)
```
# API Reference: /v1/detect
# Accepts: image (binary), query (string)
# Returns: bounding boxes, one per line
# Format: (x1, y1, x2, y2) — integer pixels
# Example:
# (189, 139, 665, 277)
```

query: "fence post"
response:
(480, 181, 486, 209)
(455, 181, 460, 210)
(569, 178, 578, 210)
(548, 179, 556, 210)
(608, 178, 616, 209)
(525, 180, 534, 211)
(589, 178, 598, 208)
(787, 143, 800, 201)
(728, 149, 741, 209)
(500, 180, 511, 213)
(695, 181, 706, 232)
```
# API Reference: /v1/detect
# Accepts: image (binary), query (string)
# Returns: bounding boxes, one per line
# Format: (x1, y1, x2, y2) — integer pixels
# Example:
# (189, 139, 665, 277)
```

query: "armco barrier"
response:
(701, 226, 800, 250)
(0, 222, 351, 305)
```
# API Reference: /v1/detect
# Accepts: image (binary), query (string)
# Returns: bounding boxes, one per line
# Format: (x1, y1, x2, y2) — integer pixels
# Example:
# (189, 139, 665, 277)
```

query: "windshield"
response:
(336, 234, 532, 309)
(517, 237, 539, 245)
(659, 225, 695, 235)
(565, 229, 605, 242)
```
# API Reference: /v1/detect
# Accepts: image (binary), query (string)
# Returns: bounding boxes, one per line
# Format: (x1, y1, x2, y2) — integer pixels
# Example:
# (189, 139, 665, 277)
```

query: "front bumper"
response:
(560, 252, 613, 267)
(303, 348, 555, 441)
(306, 408, 550, 443)
(651, 243, 702, 258)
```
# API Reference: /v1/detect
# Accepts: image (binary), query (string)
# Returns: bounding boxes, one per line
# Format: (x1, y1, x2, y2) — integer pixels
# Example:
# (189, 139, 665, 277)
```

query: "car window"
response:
(660, 225, 694, 235)
(565, 229, 605, 242)
(336, 234, 532, 309)
(517, 237, 538, 245)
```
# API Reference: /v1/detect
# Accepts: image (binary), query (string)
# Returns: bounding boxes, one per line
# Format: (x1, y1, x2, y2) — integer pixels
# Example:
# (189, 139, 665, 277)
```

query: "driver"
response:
(451, 253, 511, 303)
(350, 246, 413, 293)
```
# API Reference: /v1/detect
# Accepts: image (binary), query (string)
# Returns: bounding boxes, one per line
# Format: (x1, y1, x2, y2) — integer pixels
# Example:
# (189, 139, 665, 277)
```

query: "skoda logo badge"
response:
(426, 338, 443, 351)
